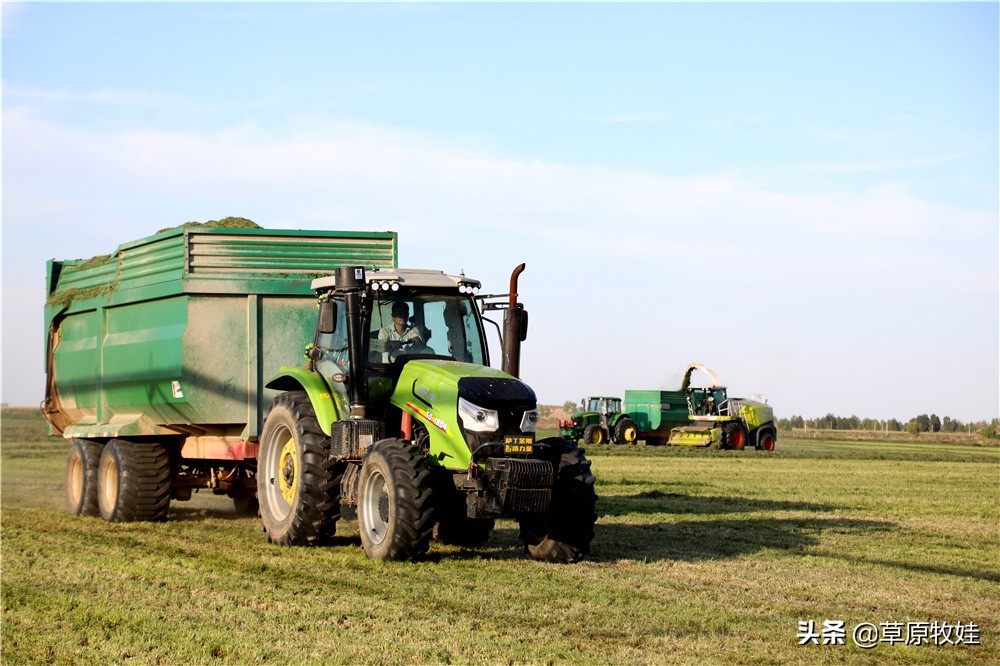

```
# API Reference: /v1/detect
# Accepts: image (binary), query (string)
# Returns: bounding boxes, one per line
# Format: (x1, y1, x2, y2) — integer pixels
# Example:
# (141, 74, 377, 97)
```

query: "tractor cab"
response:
(308, 269, 491, 417)
(586, 396, 622, 422)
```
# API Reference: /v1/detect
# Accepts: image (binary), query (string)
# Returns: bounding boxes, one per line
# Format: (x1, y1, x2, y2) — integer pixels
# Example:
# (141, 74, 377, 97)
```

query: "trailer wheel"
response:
(614, 418, 638, 445)
(258, 392, 340, 546)
(358, 438, 434, 561)
(97, 439, 171, 522)
(519, 438, 597, 564)
(582, 424, 606, 446)
(66, 439, 104, 517)
(756, 427, 777, 452)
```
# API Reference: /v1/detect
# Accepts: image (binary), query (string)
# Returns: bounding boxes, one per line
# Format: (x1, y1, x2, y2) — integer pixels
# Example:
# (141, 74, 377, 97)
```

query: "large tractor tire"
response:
(66, 439, 104, 517)
(357, 438, 435, 561)
(614, 417, 638, 445)
(755, 426, 777, 452)
(723, 422, 749, 450)
(519, 438, 597, 564)
(582, 424, 607, 446)
(258, 392, 341, 546)
(97, 439, 171, 522)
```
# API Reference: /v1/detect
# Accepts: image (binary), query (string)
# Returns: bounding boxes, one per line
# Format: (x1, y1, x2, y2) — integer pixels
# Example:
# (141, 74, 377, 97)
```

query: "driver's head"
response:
(391, 301, 409, 320)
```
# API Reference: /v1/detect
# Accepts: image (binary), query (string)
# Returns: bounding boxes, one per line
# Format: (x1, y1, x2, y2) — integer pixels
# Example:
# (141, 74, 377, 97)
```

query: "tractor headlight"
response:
(458, 398, 499, 433)
(520, 409, 540, 433)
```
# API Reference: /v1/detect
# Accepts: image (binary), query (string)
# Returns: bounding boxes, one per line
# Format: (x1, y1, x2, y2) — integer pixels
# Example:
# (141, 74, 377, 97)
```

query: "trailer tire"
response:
(258, 392, 340, 546)
(358, 439, 435, 561)
(614, 418, 638, 445)
(66, 439, 104, 517)
(519, 438, 597, 564)
(582, 424, 606, 446)
(97, 439, 171, 522)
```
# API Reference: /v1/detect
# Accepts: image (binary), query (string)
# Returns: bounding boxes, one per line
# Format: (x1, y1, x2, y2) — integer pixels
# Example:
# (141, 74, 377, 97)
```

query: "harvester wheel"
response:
(756, 427, 777, 452)
(519, 438, 597, 564)
(258, 392, 340, 545)
(358, 439, 435, 561)
(66, 439, 104, 517)
(723, 422, 748, 450)
(614, 418, 638, 445)
(97, 439, 171, 522)
(582, 424, 606, 446)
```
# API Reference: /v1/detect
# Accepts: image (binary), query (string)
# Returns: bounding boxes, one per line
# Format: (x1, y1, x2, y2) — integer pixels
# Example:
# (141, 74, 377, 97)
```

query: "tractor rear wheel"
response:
(97, 439, 171, 522)
(582, 424, 606, 446)
(258, 392, 340, 545)
(358, 439, 435, 561)
(614, 418, 638, 445)
(66, 439, 104, 517)
(519, 438, 597, 564)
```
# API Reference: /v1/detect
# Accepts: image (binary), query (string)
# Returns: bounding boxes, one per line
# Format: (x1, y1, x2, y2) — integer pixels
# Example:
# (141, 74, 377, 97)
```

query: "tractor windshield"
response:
(587, 398, 620, 415)
(368, 293, 487, 367)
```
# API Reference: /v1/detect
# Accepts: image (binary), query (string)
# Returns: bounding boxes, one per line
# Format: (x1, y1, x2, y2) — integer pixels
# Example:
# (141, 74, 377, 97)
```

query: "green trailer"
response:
(45, 226, 398, 511)
(624, 389, 692, 446)
(45, 226, 596, 562)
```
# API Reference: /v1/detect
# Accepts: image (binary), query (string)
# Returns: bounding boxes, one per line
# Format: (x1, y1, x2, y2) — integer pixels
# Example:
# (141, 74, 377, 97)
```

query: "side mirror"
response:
(318, 300, 337, 335)
(519, 309, 529, 341)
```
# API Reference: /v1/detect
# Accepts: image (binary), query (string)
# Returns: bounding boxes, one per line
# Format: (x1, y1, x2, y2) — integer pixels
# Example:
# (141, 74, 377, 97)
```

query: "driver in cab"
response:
(378, 301, 424, 363)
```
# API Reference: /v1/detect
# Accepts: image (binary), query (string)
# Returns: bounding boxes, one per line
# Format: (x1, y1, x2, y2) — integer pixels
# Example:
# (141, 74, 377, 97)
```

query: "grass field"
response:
(2, 407, 998, 664)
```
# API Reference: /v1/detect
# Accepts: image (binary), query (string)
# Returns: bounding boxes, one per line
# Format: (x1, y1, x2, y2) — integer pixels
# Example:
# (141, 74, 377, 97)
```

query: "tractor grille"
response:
(482, 458, 554, 515)
(487, 458, 554, 487)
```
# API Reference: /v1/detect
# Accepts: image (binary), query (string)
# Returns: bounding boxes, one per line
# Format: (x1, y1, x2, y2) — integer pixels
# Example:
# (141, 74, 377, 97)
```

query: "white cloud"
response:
(3, 109, 997, 418)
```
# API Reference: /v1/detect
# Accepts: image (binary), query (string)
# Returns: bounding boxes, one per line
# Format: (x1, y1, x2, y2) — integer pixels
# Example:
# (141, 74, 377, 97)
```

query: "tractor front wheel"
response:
(582, 424, 607, 446)
(358, 439, 435, 561)
(258, 392, 340, 545)
(519, 438, 597, 564)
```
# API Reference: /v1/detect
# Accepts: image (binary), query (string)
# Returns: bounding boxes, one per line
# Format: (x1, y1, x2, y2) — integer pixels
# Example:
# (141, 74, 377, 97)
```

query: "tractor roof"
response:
(312, 268, 481, 292)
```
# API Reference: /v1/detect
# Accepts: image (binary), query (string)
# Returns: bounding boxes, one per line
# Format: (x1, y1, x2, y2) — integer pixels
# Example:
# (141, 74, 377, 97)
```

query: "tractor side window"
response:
(316, 298, 350, 375)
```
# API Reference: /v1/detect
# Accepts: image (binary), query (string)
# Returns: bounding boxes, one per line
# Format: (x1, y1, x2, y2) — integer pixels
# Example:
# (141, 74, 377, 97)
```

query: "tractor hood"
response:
(391, 360, 538, 470)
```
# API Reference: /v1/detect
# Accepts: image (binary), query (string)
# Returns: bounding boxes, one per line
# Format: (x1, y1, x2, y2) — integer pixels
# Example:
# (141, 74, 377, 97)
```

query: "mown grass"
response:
(2, 408, 998, 664)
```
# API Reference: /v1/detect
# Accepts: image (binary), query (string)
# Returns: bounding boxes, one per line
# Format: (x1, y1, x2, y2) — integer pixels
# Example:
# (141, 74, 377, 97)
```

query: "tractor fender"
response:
(265, 366, 346, 436)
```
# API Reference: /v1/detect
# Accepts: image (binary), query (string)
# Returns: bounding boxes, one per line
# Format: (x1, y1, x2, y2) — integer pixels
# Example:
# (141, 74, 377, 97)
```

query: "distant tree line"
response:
(778, 414, 1000, 439)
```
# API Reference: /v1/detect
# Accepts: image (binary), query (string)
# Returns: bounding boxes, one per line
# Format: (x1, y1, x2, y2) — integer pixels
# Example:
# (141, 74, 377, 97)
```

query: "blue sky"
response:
(3, 2, 998, 421)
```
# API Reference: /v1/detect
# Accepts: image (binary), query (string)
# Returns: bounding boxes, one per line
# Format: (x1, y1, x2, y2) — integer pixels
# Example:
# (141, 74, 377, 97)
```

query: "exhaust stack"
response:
(501, 263, 527, 378)
(335, 266, 369, 418)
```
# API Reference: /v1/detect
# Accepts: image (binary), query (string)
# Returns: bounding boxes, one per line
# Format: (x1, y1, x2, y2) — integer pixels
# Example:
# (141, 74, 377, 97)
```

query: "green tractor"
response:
(260, 265, 597, 562)
(559, 396, 638, 446)
(666, 364, 777, 451)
